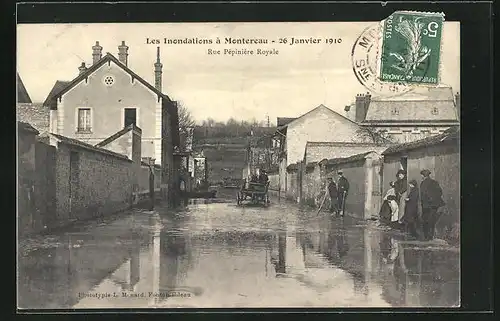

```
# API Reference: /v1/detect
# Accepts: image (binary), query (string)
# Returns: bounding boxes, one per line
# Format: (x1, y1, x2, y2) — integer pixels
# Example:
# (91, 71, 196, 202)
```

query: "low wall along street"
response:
(17, 121, 149, 236)
(276, 129, 459, 243)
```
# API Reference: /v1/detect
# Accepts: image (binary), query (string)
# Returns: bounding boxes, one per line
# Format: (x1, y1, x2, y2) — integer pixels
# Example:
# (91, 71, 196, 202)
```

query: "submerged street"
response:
(18, 190, 460, 309)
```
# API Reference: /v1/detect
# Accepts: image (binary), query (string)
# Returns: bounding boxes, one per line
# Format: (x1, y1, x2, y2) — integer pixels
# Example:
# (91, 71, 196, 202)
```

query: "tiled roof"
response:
(277, 117, 297, 127)
(17, 73, 32, 104)
(43, 81, 71, 109)
(306, 141, 392, 148)
(382, 126, 459, 155)
(43, 53, 173, 109)
(17, 121, 39, 134)
(50, 133, 131, 161)
(95, 123, 141, 148)
(319, 151, 375, 167)
(364, 87, 459, 123)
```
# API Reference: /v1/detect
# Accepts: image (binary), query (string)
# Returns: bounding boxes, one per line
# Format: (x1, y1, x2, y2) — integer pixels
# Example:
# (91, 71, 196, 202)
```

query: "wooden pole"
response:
(317, 191, 328, 214)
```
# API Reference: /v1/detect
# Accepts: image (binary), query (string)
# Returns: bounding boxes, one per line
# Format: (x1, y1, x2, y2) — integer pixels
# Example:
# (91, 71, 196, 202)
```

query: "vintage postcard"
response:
(17, 17, 460, 309)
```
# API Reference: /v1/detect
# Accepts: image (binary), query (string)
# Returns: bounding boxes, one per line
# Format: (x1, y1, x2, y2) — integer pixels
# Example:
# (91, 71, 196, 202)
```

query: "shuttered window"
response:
(77, 108, 92, 132)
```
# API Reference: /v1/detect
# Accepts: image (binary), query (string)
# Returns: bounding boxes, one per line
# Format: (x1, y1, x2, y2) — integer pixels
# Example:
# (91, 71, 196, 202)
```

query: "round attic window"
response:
(103, 75, 115, 86)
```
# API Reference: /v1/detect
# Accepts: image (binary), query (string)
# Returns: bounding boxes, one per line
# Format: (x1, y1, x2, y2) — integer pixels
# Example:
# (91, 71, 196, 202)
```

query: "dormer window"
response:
(431, 107, 439, 115)
(103, 75, 115, 86)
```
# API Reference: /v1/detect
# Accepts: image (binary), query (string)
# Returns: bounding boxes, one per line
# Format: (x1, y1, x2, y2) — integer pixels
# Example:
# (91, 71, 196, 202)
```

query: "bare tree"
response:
(356, 126, 396, 145)
(176, 101, 196, 151)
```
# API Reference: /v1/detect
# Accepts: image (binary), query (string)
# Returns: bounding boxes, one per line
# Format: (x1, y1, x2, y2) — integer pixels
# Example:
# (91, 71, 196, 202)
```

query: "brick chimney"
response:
(154, 46, 163, 92)
(78, 62, 87, 75)
(455, 92, 460, 118)
(118, 41, 129, 66)
(92, 41, 103, 64)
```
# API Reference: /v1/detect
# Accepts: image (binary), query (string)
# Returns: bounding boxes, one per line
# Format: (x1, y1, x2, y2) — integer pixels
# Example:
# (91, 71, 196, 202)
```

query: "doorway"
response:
(400, 156, 408, 172)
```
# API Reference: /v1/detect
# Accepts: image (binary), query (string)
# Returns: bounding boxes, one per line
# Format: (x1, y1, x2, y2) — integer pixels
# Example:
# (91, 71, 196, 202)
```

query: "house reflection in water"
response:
(149, 213, 196, 304)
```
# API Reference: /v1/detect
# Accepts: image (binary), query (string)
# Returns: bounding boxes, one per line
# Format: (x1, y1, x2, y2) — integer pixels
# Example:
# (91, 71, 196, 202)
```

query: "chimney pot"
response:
(92, 41, 103, 64)
(78, 62, 87, 75)
(118, 40, 129, 66)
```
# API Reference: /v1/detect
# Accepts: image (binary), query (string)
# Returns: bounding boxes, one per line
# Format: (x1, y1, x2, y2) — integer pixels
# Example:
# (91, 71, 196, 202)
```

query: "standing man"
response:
(148, 164, 155, 211)
(420, 169, 445, 241)
(327, 178, 339, 216)
(337, 170, 350, 217)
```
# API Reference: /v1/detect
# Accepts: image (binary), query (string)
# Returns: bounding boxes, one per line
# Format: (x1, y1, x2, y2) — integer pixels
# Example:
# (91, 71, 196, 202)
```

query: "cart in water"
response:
(236, 180, 270, 206)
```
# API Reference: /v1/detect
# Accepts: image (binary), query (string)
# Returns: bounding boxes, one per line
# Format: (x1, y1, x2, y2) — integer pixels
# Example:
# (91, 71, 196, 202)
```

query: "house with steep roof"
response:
(343, 87, 460, 143)
(273, 104, 373, 197)
(17, 73, 32, 104)
(43, 41, 179, 168)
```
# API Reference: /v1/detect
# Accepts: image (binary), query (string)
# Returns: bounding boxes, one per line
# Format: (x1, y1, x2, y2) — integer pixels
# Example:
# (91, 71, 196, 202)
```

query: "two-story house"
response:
(43, 41, 179, 167)
(343, 87, 460, 143)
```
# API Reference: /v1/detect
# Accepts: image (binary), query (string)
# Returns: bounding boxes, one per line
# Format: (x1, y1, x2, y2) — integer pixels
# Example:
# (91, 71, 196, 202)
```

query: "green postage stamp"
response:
(379, 11, 445, 85)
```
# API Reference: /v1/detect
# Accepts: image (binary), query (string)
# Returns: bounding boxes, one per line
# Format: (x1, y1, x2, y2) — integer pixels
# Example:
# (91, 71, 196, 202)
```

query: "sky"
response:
(17, 22, 460, 124)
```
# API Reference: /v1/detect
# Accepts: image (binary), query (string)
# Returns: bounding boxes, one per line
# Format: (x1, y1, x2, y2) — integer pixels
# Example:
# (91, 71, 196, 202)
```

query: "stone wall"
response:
(17, 121, 144, 236)
(52, 141, 134, 224)
(383, 140, 460, 243)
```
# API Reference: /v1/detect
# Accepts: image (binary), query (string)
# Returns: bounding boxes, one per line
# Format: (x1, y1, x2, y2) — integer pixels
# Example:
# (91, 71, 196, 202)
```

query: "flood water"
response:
(18, 194, 460, 309)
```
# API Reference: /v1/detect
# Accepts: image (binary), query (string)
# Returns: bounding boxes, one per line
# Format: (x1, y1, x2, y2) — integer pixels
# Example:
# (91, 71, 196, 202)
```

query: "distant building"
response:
(343, 87, 460, 143)
(43, 41, 179, 167)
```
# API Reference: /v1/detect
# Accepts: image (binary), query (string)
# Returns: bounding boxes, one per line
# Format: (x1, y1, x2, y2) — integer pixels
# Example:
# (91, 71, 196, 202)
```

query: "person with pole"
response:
(337, 170, 350, 217)
(327, 177, 339, 216)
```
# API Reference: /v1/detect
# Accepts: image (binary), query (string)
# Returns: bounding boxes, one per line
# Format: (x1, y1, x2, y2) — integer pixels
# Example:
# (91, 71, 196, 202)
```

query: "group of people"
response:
(248, 169, 269, 185)
(379, 168, 445, 241)
(325, 170, 350, 217)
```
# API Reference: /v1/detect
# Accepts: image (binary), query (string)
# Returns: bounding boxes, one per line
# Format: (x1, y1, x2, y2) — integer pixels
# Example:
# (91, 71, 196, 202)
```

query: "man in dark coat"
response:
(258, 169, 269, 184)
(403, 179, 420, 239)
(327, 178, 339, 215)
(337, 171, 350, 217)
(420, 169, 446, 241)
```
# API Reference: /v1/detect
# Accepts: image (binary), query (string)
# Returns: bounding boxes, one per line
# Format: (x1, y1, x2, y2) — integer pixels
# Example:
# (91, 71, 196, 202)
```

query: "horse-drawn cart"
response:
(236, 181, 270, 206)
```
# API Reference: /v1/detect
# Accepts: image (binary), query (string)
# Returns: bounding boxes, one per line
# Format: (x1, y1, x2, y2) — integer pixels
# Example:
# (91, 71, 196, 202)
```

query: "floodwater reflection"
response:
(18, 201, 459, 309)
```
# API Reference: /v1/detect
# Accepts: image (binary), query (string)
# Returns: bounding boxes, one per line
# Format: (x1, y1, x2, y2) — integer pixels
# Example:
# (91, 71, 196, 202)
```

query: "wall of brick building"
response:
(383, 141, 460, 243)
(16, 103, 50, 134)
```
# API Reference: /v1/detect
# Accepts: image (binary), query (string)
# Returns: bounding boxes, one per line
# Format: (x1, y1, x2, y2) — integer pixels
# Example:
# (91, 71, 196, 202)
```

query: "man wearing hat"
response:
(420, 169, 445, 241)
(337, 170, 350, 217)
